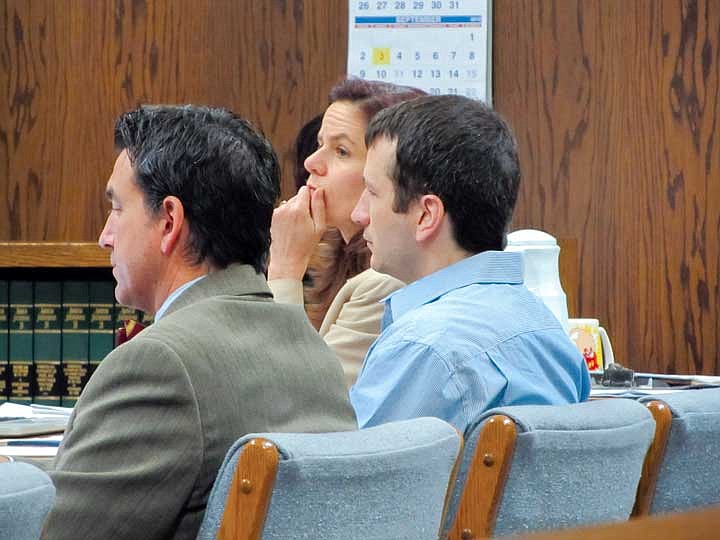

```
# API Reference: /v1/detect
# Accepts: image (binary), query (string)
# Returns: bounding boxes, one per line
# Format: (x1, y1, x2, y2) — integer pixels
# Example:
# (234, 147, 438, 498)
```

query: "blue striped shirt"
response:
(350, 251, 591, 435)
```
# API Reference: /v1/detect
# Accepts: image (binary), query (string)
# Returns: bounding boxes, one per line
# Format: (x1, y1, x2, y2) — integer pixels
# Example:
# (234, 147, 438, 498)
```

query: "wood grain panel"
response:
(0, 0, 346, 243)
(2, 0, 718, 375)
(496, 0, 719, 374)
(0, 242, 108, 267)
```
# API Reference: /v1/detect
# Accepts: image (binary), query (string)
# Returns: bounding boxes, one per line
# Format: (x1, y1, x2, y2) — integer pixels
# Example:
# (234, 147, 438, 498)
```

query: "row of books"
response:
(0, 280, 152, 407)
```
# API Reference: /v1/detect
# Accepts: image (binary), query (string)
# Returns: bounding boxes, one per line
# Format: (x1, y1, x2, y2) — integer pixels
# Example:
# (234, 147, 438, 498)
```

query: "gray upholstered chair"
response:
(197, 417, 463, 540)
(0, 460, 56, 540)
(636, 388, 720, 515)
(444, 399, 656, 539)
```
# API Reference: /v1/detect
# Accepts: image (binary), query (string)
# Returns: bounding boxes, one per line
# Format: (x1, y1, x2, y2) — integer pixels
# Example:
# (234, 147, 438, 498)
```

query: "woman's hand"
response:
(268, 186, 327, 280)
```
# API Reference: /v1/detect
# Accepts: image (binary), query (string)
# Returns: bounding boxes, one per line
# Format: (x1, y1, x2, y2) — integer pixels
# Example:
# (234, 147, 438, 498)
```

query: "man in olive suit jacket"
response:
(42, 106, 356, 540)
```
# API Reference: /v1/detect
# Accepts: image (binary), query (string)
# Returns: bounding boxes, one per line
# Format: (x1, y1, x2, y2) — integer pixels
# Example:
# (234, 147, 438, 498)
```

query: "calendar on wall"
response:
(347, 0, 492, 103)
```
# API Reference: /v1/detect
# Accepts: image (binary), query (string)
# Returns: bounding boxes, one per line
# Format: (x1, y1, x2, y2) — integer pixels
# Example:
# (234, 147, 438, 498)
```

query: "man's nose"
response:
(351, 190, 370, 227)
(98, 216, 113, 249)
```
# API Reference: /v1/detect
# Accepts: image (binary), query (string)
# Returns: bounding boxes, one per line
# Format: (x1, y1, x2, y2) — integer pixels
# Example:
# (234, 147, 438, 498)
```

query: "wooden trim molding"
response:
(0, 243, 110, 268)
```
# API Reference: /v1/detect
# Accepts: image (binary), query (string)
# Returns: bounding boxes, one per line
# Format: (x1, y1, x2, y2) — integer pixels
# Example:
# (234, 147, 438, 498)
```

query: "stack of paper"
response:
(0, 403, 69, 439)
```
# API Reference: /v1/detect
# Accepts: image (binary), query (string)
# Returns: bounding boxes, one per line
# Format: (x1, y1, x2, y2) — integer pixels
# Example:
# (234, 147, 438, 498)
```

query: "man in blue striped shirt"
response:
(349, 95, 590, 435)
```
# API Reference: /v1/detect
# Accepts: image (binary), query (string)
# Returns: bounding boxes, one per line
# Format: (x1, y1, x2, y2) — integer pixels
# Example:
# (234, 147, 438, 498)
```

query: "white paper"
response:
(348, 0, 492, 102)
(0, 402, 35, 418)
(0, 402, 72, 419)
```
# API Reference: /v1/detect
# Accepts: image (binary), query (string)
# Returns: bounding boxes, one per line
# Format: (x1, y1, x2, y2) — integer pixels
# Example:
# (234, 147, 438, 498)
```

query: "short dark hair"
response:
(366, 95, 521, 253)
(114, 105, 280, 273)
(329, 77, 426, 124)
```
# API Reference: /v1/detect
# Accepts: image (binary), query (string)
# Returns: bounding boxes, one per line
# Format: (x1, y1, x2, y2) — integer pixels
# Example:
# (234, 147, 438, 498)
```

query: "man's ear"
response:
(158, 196, 186, 255)
(415, 194, 445, 243)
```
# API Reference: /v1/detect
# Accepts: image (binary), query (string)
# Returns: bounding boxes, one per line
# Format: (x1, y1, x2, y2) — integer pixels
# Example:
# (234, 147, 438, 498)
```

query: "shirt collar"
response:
(154, 275, 206, 322)
(384, 250, 524, 324)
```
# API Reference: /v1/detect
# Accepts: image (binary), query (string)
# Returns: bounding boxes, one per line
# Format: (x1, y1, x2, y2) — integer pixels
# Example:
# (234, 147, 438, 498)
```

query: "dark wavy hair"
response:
(305, 79, 426, 327)
(114, 105, 280, 273)
(366, 95, 521, 253)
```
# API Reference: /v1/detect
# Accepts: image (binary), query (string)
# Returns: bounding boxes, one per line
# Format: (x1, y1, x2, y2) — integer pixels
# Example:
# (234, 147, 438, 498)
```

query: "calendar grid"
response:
(347, 0, 492, 102)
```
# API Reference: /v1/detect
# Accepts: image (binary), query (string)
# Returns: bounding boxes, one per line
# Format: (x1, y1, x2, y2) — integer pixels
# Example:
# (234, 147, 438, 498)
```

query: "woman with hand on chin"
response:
(268, 78, 425, 387)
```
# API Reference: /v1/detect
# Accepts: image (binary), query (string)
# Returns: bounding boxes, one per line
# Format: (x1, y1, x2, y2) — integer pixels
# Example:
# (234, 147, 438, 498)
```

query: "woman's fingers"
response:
(309, 187, 327, 237)
(267, 187, 321, 280)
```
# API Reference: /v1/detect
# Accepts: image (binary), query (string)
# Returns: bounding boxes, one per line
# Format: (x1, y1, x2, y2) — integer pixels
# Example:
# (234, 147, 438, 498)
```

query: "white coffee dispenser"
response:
(505, 229, 569, 332)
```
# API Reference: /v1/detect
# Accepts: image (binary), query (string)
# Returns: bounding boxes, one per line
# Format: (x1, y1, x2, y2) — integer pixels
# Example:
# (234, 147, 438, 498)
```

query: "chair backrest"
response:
(197, 417, 463, 540)
(444, 399, 656, 539)
(637, 388, 720, 515)
(0, 461, 56, 540)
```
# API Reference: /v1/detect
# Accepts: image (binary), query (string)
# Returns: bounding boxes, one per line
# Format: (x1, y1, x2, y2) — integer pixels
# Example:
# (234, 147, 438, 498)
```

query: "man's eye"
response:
(337, 147, 349, 157)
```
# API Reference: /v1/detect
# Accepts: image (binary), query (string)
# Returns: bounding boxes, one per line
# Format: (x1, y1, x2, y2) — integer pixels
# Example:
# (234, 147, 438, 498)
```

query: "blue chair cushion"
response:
(198, 417, 461, 540)
(444, 399, 655, 537)
(0, 461, 55, 540)
(639, 388, 720, 514)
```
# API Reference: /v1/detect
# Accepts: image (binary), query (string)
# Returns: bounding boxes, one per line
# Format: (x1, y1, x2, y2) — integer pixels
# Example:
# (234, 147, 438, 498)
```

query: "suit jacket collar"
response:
(163, 263, 272, 318)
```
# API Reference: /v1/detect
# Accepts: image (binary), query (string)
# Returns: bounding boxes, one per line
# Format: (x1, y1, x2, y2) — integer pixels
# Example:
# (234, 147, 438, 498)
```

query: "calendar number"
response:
(394, 1, 406, 8)
(358, 1, 370, 9)
(431, 0, 442, 7)
(413, 1, 424, 8)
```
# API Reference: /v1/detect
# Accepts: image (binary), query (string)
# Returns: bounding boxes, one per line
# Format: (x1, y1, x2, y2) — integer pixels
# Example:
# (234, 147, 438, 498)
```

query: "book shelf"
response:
(0, 243, 115, 405)
(0, 243, 110, 268)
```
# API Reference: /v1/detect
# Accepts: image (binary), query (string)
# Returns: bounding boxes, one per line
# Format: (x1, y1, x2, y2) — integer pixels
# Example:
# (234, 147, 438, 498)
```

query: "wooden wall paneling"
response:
(1, 0, 347, 244)
(495, 0, 719, 374)
(1, 0, 198, 242)
(653, 0, 720, 375)
(202, 1, 347, 199)
(3, 0, 718, 375)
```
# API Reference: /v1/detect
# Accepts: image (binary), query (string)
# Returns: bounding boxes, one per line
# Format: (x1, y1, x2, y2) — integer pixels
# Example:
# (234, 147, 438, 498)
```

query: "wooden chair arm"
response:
(218, 438, 280, 540)
(632, 400, 672, 517)
(448, 415, 518, 540)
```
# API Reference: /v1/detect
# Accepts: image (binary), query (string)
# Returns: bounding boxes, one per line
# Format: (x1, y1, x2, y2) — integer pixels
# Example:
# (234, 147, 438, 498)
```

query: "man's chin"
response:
(114, 285, 129, 307)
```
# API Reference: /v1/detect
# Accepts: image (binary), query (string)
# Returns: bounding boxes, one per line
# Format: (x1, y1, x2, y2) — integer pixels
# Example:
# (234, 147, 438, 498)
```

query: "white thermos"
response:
(505, 229, 569, 332)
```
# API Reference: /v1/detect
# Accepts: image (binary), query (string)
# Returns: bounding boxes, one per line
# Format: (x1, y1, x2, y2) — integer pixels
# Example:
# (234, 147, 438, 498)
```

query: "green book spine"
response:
(33, 281, 63, 405)
(138, 310, 154, 327)
(8, 281, 33, 404)
(88, 281, 115, 381)
(0, 280, 8, 401)
(61, 281, 90, 407)
(114, 304, 141, 334)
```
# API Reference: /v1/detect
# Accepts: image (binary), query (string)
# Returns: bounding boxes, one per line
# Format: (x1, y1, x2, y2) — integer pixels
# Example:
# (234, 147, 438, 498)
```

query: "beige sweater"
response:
(269, 268, 404, 387)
